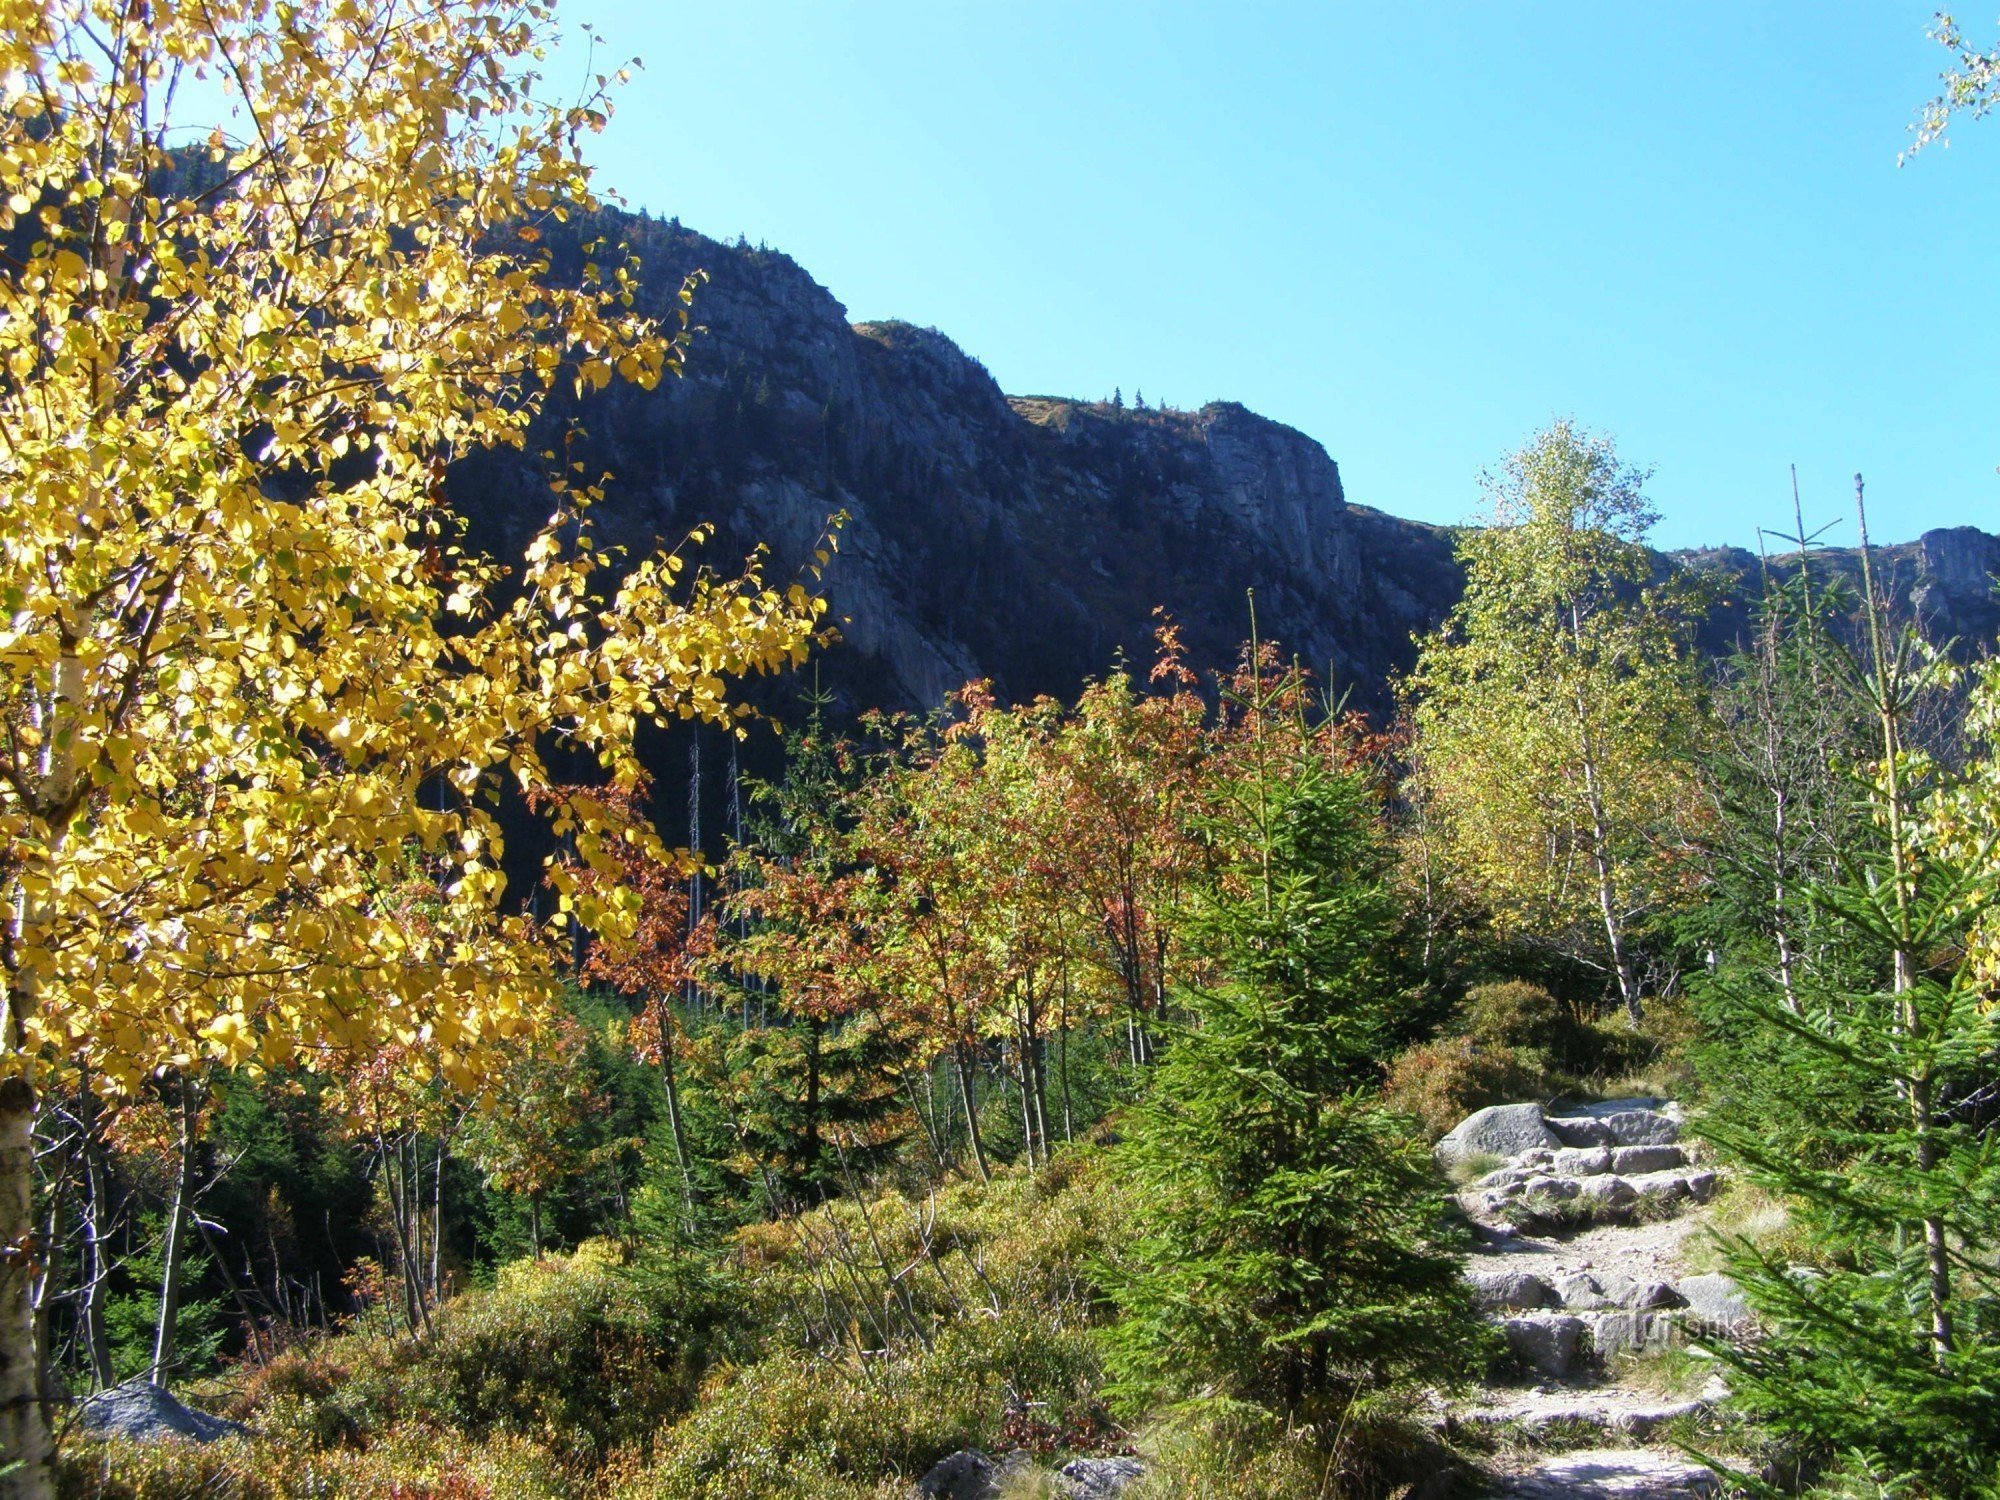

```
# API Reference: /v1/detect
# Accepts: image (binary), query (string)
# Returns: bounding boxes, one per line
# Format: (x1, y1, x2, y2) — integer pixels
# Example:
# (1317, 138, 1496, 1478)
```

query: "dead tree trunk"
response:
(149, 1079, 198, 1386)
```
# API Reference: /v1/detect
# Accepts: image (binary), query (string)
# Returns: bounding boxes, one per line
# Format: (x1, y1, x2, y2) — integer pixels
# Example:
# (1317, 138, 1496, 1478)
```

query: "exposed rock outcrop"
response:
(1436, 1103, 1562, 1167)
(75, 1380, 244, 1444)
(1917, 526, 2000, 645)
(913, 1448, 1141, 1499)
(915, 1448, 1016, 1500)
(450, 215, 1465, 722)
(1057, 1456, 1145, 1498)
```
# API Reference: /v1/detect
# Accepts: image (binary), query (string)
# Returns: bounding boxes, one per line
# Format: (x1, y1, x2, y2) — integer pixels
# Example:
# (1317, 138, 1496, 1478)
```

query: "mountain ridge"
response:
(444, 211, 2000, 715)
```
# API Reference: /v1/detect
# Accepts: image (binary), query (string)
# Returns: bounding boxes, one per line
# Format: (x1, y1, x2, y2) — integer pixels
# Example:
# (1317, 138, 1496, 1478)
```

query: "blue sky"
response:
(561, 3, 1995, 550)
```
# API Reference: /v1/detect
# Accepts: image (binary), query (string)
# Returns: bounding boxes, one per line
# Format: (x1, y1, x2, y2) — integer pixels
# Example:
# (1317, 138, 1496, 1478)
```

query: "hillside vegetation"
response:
(44, 437, 2000, 1496)
(8, 7, 2000, 1500)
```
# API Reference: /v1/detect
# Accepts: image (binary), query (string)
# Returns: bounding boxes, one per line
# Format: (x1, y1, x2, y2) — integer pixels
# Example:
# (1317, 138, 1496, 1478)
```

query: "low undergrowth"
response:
(58, 1150, 1498, 1500)
(57, 1425, 571, 1500)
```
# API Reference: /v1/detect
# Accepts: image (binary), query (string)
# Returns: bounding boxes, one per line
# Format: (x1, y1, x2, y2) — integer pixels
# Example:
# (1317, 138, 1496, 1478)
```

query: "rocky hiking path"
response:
(912, 1097, 1751, 1500)
(1437, 1098, 1748, 1500)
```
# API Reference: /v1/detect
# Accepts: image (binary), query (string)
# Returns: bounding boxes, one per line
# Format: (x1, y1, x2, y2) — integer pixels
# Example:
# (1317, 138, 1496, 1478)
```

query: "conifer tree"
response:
(711, 707, 910, 1209)
(1698, 492, 2000, 1495)
(1102, 636, 1482, 1428)
(1688, 559, 1867, 1011)
(1686, 527, 1881, 1177)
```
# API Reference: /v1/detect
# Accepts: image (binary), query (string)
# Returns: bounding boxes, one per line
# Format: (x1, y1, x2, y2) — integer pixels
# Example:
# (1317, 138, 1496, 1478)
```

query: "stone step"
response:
(1553, 1097, 1676, 1118)
(1465, 1167, 1715, 1223)
(1498, 1308, 1682, 1374)
(1478, 1143, 1691, 1188)
(1437, 1100, 1687, 1170)
(1494, 1449, 1721, 1499)
(1545, 1108, 1681, 1149)
(1674, 1273, 1753, 1335)
(1622, 1168, 1718, 1205)
(1552, 1272, 1685, 1313)
(1500, 1312, 1588, 1378)
(1458, 1390, 1711, 1440)
(1583, 1306, 1679, 1361)
(1468, 1266, 1565, 1312)
(1476, 1274, 1753, 1367)
(1438, 1102, 1565, 1167)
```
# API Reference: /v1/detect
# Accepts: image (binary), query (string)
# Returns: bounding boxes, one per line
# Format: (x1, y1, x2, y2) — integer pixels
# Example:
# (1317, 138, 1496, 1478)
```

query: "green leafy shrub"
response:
(57, 1438, 249, 1500)
(730, 1150, 1128, 1358)
(1612, 990, 1699, 1097)
(614, 1159, 1124, 1499)
(1128, 1402, 1470, 1500)
(615, 1445, 896, 1500)
(1459, 980, 1577, 1062)
(1126, 1409, 1322, 1500)
(626, 1308, 1103, 1500)
(223, 1345, 361, 1448)
(222, 1242, 740, 1472)
(1428, 980, 1658, 1099)
(1381, 1036, 1543, 1137)
(406, 1241, 731, 1466)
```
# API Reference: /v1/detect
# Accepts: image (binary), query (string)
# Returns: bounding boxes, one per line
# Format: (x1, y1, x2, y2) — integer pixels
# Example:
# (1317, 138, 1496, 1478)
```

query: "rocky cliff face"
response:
(447, 214, 1461, 715)
(1676, 524, 2000, 665)
(444, 211, 1997, 718)
(1917, 527, 2000, 645)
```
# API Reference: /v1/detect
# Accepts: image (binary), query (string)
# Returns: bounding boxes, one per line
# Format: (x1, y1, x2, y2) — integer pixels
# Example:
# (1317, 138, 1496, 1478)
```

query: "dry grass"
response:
(1609, 1344, 1720, 1401)
(1679, 1178, 1795, 1272)
(996, 1470, 1063, 1500)
(1598, 1060, 1697, 1101)
(1444, 1151, 1506, 1188)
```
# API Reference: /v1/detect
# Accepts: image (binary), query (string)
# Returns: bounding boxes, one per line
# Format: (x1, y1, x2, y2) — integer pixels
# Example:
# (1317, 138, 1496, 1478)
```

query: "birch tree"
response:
(0, 4, 823, 1491)
(1407, 421, 1704, 1020)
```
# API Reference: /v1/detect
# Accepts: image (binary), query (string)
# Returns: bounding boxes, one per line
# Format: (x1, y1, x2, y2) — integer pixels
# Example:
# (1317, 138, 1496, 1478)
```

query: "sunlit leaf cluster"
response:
(0, 0, 826, 1101)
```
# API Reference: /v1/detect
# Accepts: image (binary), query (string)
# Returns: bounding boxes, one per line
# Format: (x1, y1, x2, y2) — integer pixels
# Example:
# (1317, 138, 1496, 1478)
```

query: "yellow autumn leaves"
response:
(0, 1, 827, 1101)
